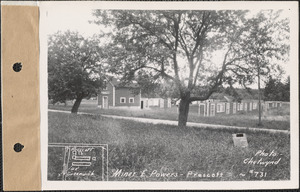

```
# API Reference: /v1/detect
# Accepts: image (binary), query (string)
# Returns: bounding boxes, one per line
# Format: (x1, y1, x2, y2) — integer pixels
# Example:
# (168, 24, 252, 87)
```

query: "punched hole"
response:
(13, 62, 22, 72)
(14, 143, 24, 152)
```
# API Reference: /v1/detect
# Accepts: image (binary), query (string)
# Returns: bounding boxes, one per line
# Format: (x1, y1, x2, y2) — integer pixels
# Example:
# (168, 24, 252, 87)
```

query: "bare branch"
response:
(129, 18, 174, 51)
(191, 12, 210, 56)
(192, 50, 203, 88)
(143, 66, 175, 81)
(179, 32, 190, 59)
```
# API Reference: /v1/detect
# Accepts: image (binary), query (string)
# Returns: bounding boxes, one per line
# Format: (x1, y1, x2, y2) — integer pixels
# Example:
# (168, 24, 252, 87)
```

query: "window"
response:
(217, 103, 225, 113)
(129, 97, 134, 103)
(120, 97, 126, 103)
(253, 102, 257, 109)
(210, 104, 215, 116)
(103, 80, 107, 90)
(240, 103, 243, 110)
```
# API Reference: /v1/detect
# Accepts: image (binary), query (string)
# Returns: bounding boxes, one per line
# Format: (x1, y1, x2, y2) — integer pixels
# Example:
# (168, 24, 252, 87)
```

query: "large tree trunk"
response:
(71, 96, 83, 114)
(178, 93, 190, 127)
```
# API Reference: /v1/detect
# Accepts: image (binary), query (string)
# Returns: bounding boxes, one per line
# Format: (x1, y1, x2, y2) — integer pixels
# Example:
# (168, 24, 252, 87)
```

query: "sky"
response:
(45, 6, 100, 37)
(43, 2, 291, 38)
(41, 2, 293, 88)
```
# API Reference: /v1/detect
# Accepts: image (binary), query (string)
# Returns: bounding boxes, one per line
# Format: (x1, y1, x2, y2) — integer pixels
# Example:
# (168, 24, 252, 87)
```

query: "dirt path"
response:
(48, 109, 290, 134)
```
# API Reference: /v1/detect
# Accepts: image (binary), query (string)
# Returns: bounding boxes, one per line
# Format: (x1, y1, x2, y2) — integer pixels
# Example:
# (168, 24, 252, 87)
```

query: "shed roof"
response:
(210, 92, 234, 102)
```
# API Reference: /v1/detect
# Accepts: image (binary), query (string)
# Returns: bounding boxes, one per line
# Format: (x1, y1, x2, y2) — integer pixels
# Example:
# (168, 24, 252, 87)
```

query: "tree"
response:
(282, 77, 290, 101)
(264, 76, 279, 101)
(264, 76, 290, 101)
(134, 72, 179, 99)
(241, 11, 289, 126)
(48, 31, 104, 113)
(92, 10, 288, 127)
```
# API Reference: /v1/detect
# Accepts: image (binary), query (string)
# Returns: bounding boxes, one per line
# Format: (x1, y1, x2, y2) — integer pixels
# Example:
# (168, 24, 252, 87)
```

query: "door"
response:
(233, 103, 236, 114)
(226, 103, 230, 114)
(210, 104, 215, 116)
(102, 96, 108, 109)
(160, 99, 164, 108)
(199, 104, 205, 116)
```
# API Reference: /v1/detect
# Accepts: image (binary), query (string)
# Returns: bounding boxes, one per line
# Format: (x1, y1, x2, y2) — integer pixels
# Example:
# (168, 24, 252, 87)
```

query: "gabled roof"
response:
(210, 92, 234, 102)
(208, 88, 261, 102)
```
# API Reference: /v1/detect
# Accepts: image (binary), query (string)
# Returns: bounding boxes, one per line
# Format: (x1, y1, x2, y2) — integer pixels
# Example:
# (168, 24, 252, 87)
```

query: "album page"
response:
(5, 1, 299, 191)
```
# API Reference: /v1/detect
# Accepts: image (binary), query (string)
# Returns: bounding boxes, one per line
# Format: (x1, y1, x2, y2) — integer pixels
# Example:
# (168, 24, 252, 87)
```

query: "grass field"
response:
(48, 112, 290, 181)
(49, 100, 290, 130)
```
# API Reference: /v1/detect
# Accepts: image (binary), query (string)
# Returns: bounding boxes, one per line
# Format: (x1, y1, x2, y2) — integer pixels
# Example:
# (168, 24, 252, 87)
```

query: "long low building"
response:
(141, 98, 172, 109)
(197, 100, 283, 116)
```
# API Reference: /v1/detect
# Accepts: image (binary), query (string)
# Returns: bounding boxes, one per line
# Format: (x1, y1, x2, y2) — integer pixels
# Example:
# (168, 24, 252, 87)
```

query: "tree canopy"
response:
(264, 76, 290, 101)
(92, 10, 289, 126)
(48, 31, 105, 113)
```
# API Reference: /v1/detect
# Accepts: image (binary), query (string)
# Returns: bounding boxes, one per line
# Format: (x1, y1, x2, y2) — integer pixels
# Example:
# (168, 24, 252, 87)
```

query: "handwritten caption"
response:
(59, 145, 108, 181)
(111, 149, 283, 180)
(239, 149, 283, 178)
(111, 168, 225, 179)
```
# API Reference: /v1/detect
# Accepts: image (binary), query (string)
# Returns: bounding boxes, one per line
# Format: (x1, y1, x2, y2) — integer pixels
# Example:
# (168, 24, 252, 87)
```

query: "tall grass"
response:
(48, 112, 290, 181)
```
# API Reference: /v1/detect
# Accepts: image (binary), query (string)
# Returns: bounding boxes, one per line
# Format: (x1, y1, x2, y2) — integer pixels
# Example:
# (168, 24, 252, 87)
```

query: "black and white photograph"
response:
(39, 1, 298, 190)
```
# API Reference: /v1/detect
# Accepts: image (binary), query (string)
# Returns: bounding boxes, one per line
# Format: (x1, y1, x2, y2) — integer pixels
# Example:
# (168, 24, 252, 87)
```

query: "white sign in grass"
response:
(232, 133, 248, 148)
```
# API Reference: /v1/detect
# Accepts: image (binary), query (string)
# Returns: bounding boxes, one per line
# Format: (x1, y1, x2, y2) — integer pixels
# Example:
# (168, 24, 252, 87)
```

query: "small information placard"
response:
(232, 133, 248, 148)
(48, 143, 108, 181)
